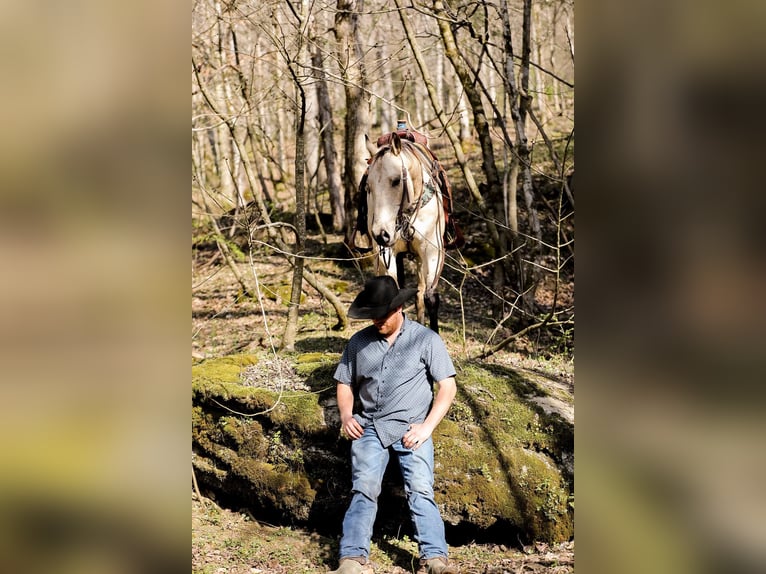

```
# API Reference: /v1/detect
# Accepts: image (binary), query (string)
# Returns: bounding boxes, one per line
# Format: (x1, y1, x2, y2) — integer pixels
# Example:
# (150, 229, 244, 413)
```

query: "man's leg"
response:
(338, 426, 389, 562)
(392, 437, 449, 561)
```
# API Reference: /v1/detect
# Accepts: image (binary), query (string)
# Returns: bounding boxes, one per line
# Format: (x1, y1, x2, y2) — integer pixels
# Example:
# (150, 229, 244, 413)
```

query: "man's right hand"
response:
(340, 414, 364, 440)
(337, 382, 364, 440)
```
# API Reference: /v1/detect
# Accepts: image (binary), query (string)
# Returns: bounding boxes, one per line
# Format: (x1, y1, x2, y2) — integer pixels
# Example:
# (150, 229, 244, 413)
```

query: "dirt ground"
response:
(192, 233, 574, 573)
(192, 496, 574, 574)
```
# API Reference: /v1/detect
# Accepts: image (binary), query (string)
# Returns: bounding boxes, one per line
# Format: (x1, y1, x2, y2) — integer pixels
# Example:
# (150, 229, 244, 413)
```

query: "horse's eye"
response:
(391, 177, 401, 187)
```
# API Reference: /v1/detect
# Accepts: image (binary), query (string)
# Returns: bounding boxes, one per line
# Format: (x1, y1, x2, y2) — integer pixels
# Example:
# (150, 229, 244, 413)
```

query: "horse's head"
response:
(365, 132, 422, 247)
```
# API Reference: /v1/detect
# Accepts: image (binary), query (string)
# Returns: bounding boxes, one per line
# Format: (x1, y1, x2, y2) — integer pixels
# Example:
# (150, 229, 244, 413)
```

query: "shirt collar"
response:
(374, 312, 408, 342)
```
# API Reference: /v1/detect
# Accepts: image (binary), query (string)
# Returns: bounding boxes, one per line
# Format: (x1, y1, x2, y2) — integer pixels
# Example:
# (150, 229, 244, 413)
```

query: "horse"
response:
(361, 131, 447, 332)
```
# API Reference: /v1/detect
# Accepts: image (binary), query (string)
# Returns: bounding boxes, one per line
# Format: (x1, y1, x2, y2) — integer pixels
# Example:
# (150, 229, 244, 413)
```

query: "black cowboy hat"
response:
(348, 276, 417, 319)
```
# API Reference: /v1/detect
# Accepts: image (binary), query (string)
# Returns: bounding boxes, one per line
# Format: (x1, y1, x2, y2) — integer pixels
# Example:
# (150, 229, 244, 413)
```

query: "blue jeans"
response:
(339, 425, 448, 561)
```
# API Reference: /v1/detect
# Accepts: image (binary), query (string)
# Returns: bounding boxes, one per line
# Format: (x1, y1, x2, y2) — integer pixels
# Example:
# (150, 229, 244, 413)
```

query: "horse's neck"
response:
(408, 141, 436, 166)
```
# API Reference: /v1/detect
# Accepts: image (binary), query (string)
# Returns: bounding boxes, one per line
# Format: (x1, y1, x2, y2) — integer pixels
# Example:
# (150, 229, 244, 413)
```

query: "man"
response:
(330, 276, 459, 574)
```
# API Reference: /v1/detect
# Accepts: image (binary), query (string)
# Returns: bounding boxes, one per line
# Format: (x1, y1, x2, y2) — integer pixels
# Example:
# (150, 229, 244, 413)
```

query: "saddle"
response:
(352, 131, 464, 252)
(375, 128, 428, 147)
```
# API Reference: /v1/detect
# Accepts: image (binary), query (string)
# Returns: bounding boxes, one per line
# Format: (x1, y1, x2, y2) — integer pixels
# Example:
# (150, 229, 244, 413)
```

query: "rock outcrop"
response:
(192, 352, 573, 544)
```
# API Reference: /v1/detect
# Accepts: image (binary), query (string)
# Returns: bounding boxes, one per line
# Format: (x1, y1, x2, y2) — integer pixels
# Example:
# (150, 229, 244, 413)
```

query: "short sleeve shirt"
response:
(334, 315, 456, 447)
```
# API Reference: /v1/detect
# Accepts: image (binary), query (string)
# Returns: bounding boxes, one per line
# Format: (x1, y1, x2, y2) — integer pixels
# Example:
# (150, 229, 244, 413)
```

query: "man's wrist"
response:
(420, 420, 436, 434)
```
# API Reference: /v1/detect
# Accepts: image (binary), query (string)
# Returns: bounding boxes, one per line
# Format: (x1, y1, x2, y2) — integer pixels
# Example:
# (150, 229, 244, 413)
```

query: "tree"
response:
(334, 0, 370, 245)
(311, 44, 344, 231)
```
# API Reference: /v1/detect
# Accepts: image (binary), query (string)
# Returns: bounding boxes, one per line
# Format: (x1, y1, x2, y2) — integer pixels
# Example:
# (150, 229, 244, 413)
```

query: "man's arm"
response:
(337, 382, 364, 440)
(403, 376, 456, 450)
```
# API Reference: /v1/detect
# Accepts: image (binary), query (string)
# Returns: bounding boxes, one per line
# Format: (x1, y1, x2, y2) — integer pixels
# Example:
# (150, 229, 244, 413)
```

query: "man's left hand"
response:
(403, 423, 432, 450)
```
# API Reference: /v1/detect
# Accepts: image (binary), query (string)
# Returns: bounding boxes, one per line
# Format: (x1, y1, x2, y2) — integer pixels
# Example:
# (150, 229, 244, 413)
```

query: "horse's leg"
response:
(415, 255, 433, 330)
(418, 235, 446, 332)
(374, 247, 399, 283)
(415, 283, 426, 326)
(425, 291, 440, 333)
(396, 252, 406, 289)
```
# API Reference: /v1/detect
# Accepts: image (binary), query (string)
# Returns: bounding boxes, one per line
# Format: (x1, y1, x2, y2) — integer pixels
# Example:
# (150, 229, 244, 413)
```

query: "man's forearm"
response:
(336, 382, 355, 420)
(423, 376, 457, 431)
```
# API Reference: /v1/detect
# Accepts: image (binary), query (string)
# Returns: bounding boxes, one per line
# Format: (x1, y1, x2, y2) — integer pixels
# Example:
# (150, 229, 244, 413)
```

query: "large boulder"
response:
(192, 352, 573, 544)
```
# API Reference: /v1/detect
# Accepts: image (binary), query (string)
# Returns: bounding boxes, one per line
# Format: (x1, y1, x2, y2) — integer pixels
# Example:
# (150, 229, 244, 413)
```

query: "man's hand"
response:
(403, 422, 433, 450)
(403, 377, 456, 450)
(337, 382, 363, 440)
(340, 414, 364, 440)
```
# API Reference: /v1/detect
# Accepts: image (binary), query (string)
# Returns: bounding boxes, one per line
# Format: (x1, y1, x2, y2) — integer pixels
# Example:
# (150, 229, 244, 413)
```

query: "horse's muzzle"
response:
(374, 230, 393, 246)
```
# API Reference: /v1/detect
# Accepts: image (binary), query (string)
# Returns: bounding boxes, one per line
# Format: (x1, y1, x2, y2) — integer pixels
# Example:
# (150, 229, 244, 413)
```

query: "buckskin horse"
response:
(355, 131, 462, 332)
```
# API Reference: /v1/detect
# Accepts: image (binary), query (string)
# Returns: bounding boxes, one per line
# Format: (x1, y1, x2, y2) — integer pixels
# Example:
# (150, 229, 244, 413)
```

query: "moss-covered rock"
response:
(192, 352, 573, 543)
(430, 360, 573, 542)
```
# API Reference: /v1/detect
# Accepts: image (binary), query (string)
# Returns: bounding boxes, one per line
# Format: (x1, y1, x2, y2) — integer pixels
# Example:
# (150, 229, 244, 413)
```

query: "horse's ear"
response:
(390, 131, 401, 156)
(365, 134, 377, 156)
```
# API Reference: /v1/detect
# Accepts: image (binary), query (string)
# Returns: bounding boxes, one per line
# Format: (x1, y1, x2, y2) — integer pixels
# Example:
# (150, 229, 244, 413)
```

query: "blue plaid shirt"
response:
(334, 315, 456, 447)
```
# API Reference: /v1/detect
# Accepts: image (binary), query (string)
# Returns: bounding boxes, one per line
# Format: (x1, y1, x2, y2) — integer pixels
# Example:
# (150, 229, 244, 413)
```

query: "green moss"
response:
(291, 352, 341, 394)
(294, 352, 341, 377)
(220, 417, 267, 458)
(192, 354, 325, 434)
(229, 457, 316, 521)
(429, 359, 574, 541)
(330, 280, 350, 294)
(261, 282, 306, 306)
(266, 393, 325, 433)
(192, 354, 259, 385)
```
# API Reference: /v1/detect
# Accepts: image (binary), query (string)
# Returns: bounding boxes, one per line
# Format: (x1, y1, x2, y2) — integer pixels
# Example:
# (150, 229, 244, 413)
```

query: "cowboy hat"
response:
(348, 276, 417, 319)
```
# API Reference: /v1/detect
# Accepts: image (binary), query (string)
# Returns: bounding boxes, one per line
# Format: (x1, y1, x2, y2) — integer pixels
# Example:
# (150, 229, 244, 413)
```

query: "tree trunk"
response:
(335, 0, 370, 245)
(500, 0, 532, 313)
(433, 0, 501, 197)
(379, 42, 396, 131)
(212, 1, 236, 203)
(281, 94, 306, 351)
(518, 0, 542, 247)
(304, 63, 321, 216)
(455, 76, 471, 144)
(282, 1, 310, 351)
(311, 46, 345, 231)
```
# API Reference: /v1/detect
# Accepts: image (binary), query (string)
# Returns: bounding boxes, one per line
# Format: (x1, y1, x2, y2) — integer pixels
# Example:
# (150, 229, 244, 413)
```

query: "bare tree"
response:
(280, 0, 310, 351)
(334, 0, 370, 245)
(311, 44, 345, 231)
(431, 0, 514, 315)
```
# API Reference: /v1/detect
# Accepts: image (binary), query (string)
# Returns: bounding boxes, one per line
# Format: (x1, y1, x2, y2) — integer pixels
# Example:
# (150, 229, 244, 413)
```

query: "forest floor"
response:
(192, 227, 574, 573)
(192, 496, 574, 574)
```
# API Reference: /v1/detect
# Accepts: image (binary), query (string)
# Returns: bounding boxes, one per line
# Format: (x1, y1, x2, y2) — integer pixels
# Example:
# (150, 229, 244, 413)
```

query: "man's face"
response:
(372, 306, 402, 336)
